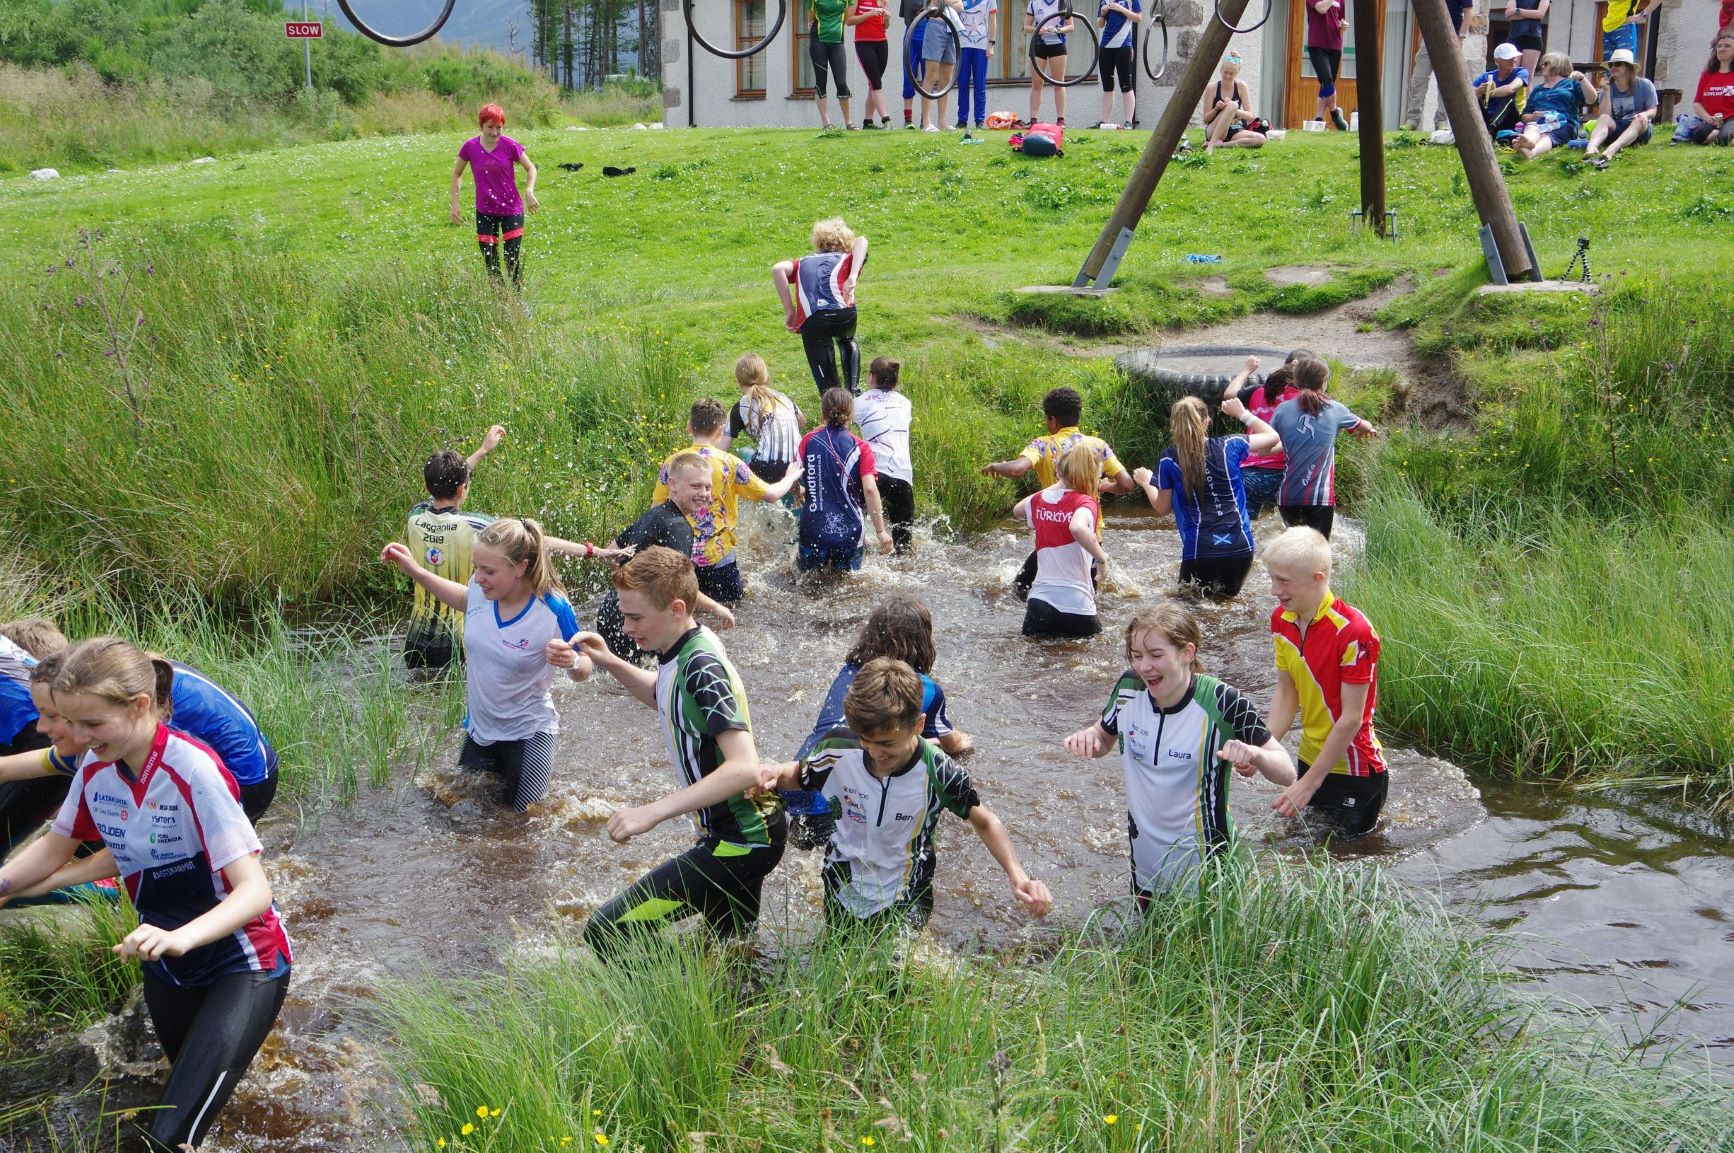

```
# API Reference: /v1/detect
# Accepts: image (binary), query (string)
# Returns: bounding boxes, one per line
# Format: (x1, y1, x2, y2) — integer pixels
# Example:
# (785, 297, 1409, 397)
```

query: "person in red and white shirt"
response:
(1678, 30, 1734, 145)
(0, 638, 291, 1151)
(1015, 442, 1110, 638)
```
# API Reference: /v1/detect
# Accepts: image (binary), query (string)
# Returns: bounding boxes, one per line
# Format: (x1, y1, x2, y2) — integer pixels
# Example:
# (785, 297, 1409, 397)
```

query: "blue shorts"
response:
(797, 542, 864, 573)
(920, 22, 958, 63)
(1601, 23, 1639, 58)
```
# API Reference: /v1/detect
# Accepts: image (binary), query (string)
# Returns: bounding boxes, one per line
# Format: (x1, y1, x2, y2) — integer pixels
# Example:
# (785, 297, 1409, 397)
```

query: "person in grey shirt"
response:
(1585, 48, 1657, 170)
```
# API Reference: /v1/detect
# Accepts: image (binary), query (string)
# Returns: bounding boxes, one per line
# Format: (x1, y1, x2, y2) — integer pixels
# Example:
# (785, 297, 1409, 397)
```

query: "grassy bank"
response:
(379, 856, 1732, 1151)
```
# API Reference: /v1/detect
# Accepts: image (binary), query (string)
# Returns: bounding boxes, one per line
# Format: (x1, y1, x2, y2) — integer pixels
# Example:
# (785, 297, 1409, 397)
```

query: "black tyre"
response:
(1029, 11, 1099, 87)
(336, 0, 456, 48)
(1141, 6, 1169, 81)
(905, 9, 961, 99)
(1214, 0, 1273, 35)
(685, 0, 788, 59)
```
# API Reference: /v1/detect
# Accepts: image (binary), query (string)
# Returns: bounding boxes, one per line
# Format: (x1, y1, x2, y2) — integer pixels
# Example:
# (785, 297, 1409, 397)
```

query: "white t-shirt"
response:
(1028, 0, 1066, 44)
(1025, 486, 1097, 616)
(461, 580, 580, 743)
(958, 0, 998, 51)
(852, 387, 914, 484)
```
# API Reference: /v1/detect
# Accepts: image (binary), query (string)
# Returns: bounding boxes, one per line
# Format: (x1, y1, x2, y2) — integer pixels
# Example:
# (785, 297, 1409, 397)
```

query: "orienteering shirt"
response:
(1100, 0, 1139, 50)
(405, 500, 496, 662)
(958, 0, 998, 50)
(0, 634, 35, 746)
(727, 388, 804, 466)
(789, 250, 859, 327)
(654, 444, 772, 568)
(853, 0, 890, 40)
(1099, 673, 1270, 893)
(654, 627, 782, 846)
(1242, 383, 1299, 470)
(1156, 437, 1254, 561)
(1028, 0, 1067, 45)
(796, 661, 955, 761)
(457, 135, 526, 217)
(799, 731, 980, 918)
(853, 387, 914, 485)
(797, 425, 878, 552)
(1268, 398, 1362, 507)
(1017, 426, 1128, 498)
(461, 579, 580, 744)
(1270, 590, 1386, 777)
(52, 723, 291, 987)
(1026, 486, 1099, 616)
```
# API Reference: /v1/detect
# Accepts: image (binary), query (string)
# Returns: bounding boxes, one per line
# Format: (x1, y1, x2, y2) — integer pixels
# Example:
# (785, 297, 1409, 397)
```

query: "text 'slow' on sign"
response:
(285, 21, 323, 38)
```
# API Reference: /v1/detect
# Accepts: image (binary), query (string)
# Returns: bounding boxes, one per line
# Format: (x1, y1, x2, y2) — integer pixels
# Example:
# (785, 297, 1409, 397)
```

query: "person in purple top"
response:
(450, 103, 539, 288)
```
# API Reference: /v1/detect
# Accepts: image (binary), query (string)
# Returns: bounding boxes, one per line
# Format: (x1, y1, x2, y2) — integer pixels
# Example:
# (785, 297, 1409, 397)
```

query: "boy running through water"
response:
(1260, 527, 1389, 837)
(402, 426, 505, 669)
(981, 387, 1135, 597)
(578, 547, 785, 957)
(761, 657, 1050, 931)
(652, 399, 801, 605)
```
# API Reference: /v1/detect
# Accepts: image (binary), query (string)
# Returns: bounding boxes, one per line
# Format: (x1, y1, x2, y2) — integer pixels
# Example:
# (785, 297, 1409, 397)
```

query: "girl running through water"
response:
(381, 518, 591, 812)
(1267, 355, 1378, 539)
(0, 637, 292, 1152)
(720, 353, 806, 486)
(1131, 390, 1279, 599)
(1064, 602, 1294, 901)
(796, 388, 896, 572)
(1017, 442, 1109, 638)
(450, 104, 539, 288)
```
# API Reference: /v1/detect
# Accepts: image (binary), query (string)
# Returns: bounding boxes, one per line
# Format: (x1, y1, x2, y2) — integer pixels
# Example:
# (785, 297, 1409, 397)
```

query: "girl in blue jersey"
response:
(796, 388, 896, 572)
(382, 517, 592, 812)
(773, 218, 870, 397)
(0, 638, 291, 1152)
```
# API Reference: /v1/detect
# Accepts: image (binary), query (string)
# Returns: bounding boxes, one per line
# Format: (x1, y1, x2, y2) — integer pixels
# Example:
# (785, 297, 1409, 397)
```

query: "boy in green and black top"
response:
(762, 657, 1050, 932)
(578, 546, 785, 958)
(403, 425, 504, 669)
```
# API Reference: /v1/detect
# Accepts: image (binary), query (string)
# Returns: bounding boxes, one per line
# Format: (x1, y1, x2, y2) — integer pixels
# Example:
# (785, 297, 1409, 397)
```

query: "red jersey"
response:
(853, 0, 890, 41)
(1271, 591, 1386, 777)
(1697, 69, 1734, 120)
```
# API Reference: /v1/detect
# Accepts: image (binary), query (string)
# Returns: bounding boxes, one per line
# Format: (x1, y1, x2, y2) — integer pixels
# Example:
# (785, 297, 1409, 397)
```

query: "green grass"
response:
(0, 897, 138, 1059)
(378, 854, 1733, 1152)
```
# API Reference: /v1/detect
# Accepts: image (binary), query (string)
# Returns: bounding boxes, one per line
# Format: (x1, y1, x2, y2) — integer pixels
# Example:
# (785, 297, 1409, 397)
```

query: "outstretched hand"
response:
(1132, 466, 1154, 488)
(575, 631, 614, 662)
(480, 424, 507, 453)
(380, 542, 415, 569)
(1064, 724, 1112, 759)
(1015, 877, 1053, 918)
(1216, 739, 1262, 778)
(606, 805, 658, 844)
(545, 638, 592, 680)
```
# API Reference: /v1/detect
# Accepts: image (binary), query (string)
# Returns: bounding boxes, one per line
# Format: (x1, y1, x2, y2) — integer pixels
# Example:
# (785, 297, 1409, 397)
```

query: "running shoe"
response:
(863, 120, 879, 129)
(1330, 108, 1349, 131)
(924, 123, 940, 132)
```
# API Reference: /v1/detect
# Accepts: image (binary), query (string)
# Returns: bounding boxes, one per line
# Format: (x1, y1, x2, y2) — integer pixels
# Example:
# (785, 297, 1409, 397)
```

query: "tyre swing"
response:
(1028, 3, 1099, 88)
(684, 0, 788, 58)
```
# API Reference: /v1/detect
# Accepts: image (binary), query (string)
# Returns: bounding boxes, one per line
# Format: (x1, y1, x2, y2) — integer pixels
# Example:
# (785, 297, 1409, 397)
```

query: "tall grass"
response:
(0, 898, 138, 1058)
(378, 855, 1732, 1151)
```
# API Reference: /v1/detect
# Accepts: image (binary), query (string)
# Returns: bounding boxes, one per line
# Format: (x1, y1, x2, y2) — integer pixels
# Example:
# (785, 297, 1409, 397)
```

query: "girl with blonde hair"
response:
(773, 218, 871, 397)
(720, 353, 806, 485)
(1016, 441, 1109, 637)
(381, 517, 590, 811)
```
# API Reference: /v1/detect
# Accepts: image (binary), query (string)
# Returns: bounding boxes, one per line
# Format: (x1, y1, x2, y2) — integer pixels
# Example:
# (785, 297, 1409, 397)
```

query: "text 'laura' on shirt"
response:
(461, 580, 580, 744)
(1026, 486, 1099, 616)
(852, 388, 914, 485)
(54, 723, 291, 986)
(1100, 673, 1270, 894)
(1268, 398, 1361, 507)
(799, 729, 980, 918)
(798, 425, 878, 551)
(654, 444, 772, 568)
(1270, 590, 1385, 777)
(457, 135, 526, 217)
(1157, 436, 1254, 562)
(655, 626, 783, 846)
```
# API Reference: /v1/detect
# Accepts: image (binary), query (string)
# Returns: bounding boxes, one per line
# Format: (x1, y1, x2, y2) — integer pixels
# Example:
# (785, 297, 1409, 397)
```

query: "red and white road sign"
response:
(285, 21, 323, 38)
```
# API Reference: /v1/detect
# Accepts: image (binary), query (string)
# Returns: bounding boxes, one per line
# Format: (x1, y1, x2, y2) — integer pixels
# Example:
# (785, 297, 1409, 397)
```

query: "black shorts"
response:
(747, 457, 791, 486)
(1023, 597, 1101, 637)
(697, 559, 745, 604)
(1031, 39, 1069, 60)
(1099, 44, 1134, 91)
(238, 760, 279, 824)
(1178, 553, 1253, 598)
(584, 831, 787, 958)
(475, 211, 525, 244)
(1279, 504, 1335, 539)
(876, 475, 915, 554)
(1510, 32, 1544, 52)
(1299, 760, 1388, 838)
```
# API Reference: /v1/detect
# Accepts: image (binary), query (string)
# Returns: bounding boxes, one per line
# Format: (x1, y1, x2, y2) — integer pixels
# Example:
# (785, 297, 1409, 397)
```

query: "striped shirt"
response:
(728, 389, 803, 466)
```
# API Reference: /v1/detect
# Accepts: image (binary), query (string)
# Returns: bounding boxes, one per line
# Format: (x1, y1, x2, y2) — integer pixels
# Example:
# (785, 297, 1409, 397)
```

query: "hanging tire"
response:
(1029, 10, 1099, 88)
(336, 0, 456, 48)
(1141, 6, 1169, 81)
(906, 9, 961, 100)
(685, 0, 788, 59)
(1214, 0, 1273, 35)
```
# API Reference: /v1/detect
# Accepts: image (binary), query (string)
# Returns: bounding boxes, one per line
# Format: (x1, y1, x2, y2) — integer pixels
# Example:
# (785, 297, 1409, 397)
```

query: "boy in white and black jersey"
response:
(762, 657, 1050, 932)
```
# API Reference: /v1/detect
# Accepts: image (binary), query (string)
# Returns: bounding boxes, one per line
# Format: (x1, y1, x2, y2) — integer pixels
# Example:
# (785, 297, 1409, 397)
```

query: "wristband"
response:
(583, 541, 596, 558)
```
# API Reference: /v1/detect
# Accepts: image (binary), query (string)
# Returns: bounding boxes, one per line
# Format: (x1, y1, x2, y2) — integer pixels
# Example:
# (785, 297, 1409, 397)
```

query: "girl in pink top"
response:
(450, 103, 539, 287)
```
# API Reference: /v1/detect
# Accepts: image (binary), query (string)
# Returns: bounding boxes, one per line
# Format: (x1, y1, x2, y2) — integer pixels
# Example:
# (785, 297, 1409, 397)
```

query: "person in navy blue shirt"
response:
(795, 389, 895, 572)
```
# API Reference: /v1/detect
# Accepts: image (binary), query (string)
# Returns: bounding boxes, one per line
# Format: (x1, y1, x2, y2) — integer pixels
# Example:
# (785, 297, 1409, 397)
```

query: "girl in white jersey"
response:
(382, 517, 591, 811)
(853, 356, 916, 553)
(1064, 602, 1294, 902)
(1016, 442, 1109, 638)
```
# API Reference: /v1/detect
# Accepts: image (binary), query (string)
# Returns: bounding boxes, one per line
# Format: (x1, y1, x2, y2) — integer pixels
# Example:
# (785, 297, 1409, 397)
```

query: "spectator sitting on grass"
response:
(1674, 31, 1734, 146)
(1200, 53, 1268, 153)
(1584, 48, 1656, 169)
(1473, 44, 1530, 139)
(1510, 51, 1596, 160)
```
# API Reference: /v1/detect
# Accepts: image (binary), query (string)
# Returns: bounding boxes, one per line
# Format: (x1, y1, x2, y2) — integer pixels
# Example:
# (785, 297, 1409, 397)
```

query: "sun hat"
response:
(1494, 42, 1521, 61)
(1608, 47, 1636, 66)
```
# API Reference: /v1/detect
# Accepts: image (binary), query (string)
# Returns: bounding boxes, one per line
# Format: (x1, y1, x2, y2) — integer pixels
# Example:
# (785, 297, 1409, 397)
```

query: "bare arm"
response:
(0, 747, 56, 782)
(465, 424, 506, 470)
(1069, 507, 1108, 569)
(845, 236, 869, 294)
(1221, 397, 1281, 454)
(1131, 466, 1174, 518)
(116, 853, 272, 962)
(1216, 735, 1296, 786)
(1265, 669, 1300, 743)
(0, 831, 80, 909)
(966, 805, 1051, 917)
(937, 729, 974, 756)
(1222, 356, 1261, 401)
(449, 158, 467, 223)
(981, 456, 1036, 479)
(605, 728, 762, 843)
(10, 848, 119, 901)
(862, 474, 894, 553)
(760, 460, 802, 502)
(380, 542, 468, 610)
(1063, 721, 1116, 759)
(1273, 681, 1370, 818)
(773, 261, 798, 329)
(576, 631, 658, 706)
(517, 151, 539, 212)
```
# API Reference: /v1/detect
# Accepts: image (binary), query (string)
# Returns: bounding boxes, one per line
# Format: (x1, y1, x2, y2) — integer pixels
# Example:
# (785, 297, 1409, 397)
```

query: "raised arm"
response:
(1131, 466, 1173, 518)
(380, 542, 468, 610)
(605, 727, 763, 844)
(1221, 396, 1281, 454)
(466, 424, 507, 471)
(966, 804, 1051, 917)
(981, 455, 1036, 479)
(1223, 355, 1261, 401)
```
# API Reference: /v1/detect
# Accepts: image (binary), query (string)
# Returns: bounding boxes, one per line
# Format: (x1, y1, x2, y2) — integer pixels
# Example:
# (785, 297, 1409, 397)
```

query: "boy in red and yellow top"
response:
(1261, 527, 1387, 837)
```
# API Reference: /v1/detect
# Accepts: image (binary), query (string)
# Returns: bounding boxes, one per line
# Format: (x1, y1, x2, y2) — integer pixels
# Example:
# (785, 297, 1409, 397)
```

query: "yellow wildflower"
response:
(461, 1123, 474, 1136)
(1104, 1114, 1119, 1125)
(595, 1135, 610, 1147)
(477, 1106, 490, 1118)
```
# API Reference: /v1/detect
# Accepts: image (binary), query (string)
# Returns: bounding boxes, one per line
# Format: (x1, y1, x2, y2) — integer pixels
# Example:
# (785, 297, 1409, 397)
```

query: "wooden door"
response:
(1284, 0, 1386, 128)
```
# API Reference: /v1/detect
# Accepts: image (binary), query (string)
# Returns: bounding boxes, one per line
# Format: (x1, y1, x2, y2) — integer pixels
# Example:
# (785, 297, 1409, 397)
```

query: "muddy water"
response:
(15, 508, 1731, 1151)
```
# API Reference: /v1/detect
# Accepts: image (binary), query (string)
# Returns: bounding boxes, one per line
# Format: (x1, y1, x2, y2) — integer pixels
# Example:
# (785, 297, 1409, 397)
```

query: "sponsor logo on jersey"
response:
(150, 847, 186, 861)
(93, 790, 131, 809)
(151, 813, 175, 826)
(501, 636, 533, 651)
(148, 832, 182, 845)
(427, 547, 444, 565)
(149, 858, 198, 879)
(95, 821, 127, 839)
(894, 811, 914, 821)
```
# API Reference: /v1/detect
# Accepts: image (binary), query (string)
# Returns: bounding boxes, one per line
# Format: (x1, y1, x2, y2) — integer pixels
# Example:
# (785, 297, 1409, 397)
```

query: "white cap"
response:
(1608, 47, 1636, 66)
(1494, 42, 1521, 61)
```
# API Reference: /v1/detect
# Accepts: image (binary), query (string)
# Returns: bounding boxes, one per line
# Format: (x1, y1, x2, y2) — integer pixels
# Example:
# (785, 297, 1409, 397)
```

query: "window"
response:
(737, 0, 767, 95)
(794, 9, 816, 94)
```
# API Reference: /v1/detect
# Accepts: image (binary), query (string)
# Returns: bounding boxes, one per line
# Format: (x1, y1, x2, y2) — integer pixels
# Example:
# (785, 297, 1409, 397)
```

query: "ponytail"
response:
(477, 517, 563, 597)
(1292, 356, 1330, 417)
(1170, 396, 1209, 498)
(735, 354, 783, 436)
(1258, 363, 1295, 410)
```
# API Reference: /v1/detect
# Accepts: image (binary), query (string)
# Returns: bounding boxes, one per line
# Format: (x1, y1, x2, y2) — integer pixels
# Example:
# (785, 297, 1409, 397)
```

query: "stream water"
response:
(8, 508, 1731, 1151)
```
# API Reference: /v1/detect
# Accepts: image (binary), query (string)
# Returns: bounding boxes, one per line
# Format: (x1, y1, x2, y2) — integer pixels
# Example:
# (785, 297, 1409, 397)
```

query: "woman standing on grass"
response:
(0, 638, 292, 1153)
(1267, 355, 1377, 540)
(811, 0, 857, 130)
(849, 0, 893, 128)
(450, 103, 539, 288)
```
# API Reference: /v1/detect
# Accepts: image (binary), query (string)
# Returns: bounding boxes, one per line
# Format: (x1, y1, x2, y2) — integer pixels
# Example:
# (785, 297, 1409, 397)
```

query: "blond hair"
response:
(667, 450, 709, 478)
(735, 353, 786, 434)
(811, 217, 856, 253)
(611, 544, 700, 613)
(1, 616, 68, 660)
(1262, 526, 1332, 580)
(1169, 396, 1210, 499)
(1539, 51, 1573, 79)
(1056, 441, 1100, 498)
(1124, 602, 1206, 674)
(53, 637, 175, 719)
(476, 518, 563, 597)
(843, 657, 924, 735)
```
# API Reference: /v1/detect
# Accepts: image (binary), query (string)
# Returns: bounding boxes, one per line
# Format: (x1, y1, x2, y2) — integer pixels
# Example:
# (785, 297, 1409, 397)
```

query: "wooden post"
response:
(1411, 0, 1533, 278)
(1075, 0, 1253, 287)
(1352, 0, 1386, 235)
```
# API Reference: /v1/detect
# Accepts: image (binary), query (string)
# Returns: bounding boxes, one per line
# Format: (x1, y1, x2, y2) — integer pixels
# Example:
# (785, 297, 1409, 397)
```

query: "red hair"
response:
(478, 104, 506, 128)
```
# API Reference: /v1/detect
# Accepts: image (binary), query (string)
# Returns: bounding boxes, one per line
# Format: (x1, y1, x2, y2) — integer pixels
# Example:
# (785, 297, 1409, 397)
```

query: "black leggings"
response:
(459, 730, 557, 812)
(1100, 44, 1134, 92)
(800, 307, 860, 396)
(239, 763, 278, 824)
(139, 967, 289, 1151)
(855, 39, 888, 91)
(476, 211, 525, 286)
(810, 33, 852, 99)
(584, 833, 786, 959)
(1279, 504, 1335, 539)
(1023, 597, 1101, 638)
(1178, 553, 1253, 598)
(1308, 46, 1342, 99)
(876, 475, 915, 553)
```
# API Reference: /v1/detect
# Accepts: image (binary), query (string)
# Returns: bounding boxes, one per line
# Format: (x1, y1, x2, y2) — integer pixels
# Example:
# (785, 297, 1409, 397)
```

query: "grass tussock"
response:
(379, 855, 1732, 1152)
(0, 898, 138, 1058)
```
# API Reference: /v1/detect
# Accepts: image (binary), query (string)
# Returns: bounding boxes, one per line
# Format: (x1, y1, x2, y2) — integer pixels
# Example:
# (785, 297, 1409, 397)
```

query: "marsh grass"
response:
(0, 897, 137, 1058)
(379, 854, 1732, 1151)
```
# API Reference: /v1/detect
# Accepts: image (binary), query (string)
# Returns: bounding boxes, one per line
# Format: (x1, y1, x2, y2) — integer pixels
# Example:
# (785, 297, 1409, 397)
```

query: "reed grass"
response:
(0, 897, 137, 1058)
